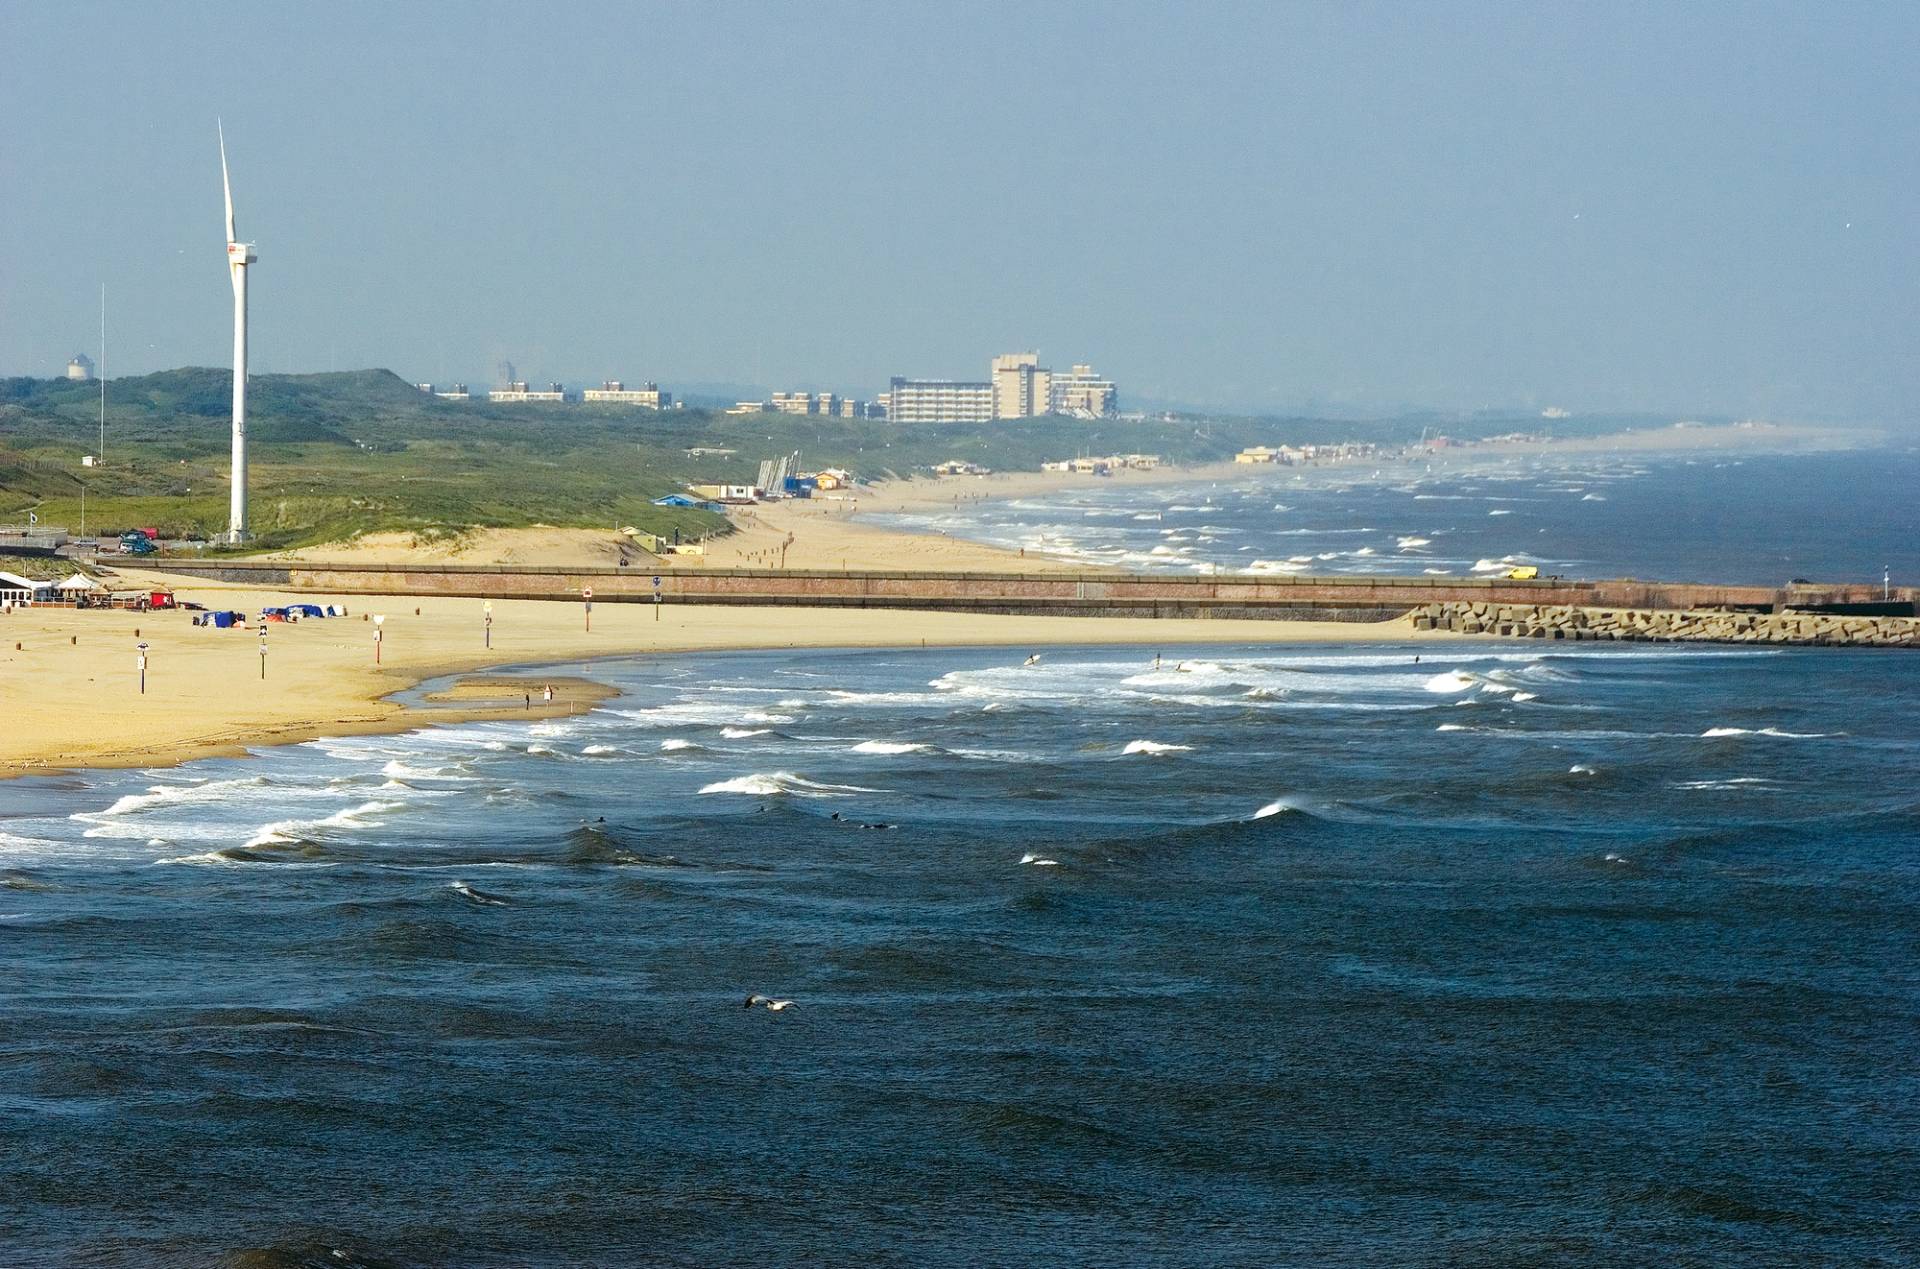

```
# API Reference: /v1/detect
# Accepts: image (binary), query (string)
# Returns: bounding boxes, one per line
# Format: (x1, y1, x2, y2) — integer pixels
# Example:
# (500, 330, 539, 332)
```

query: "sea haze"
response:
(869, 445, 1920, 586)
(2, 644, 1916, 1263)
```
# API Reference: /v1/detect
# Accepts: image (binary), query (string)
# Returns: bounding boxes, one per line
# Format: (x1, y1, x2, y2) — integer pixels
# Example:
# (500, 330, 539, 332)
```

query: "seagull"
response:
(744, 994, 795, 1011)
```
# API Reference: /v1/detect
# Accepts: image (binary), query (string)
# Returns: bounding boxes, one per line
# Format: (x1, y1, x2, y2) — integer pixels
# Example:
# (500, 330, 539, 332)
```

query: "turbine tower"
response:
(220, 122, 256, 543)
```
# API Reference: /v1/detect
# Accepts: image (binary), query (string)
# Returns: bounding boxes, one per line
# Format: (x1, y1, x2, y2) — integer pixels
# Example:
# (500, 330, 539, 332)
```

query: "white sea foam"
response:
(154, 850, 245, 867)
(1396, 536, 1433, 549)
(612, 701, 795, 729)
(1122, 739, 1192, 756)
(660, 738, 700, 751)
(1488, 508, 1513, 516)
(82, 776, 273, 820)
(850, 740, 932, 755)
(1251, 798, 1299, 819)
(1569, 763, 1597, 775)
(698, 772, 879, 797)
(1435, 723, 1471, 732)
(720, 727, 771, 739)
(1019, 852, 1060, 866)
(0, 830, 59, 856)
(380, 759, 470, 782)
(1700, 726, 1834, 739)
(581, 744, 620, 756)
(1424, 670, 1479, 694)
(240, 799, 399, 849)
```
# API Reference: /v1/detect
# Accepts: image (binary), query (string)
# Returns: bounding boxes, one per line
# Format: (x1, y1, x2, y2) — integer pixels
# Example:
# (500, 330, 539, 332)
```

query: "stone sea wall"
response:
(1412, 602, 1919, 648)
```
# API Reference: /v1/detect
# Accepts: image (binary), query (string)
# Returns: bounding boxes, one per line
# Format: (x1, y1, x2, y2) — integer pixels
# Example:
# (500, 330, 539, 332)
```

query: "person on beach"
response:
(543, 684, 554, 704)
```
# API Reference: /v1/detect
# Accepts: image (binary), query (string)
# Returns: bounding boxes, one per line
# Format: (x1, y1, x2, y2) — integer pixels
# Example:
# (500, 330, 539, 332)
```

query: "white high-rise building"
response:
(884, 377, 995, 423)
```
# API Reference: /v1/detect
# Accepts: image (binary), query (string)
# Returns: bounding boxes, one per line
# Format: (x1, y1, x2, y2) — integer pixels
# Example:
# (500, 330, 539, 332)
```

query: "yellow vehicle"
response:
(1505, 565, 1539, 580)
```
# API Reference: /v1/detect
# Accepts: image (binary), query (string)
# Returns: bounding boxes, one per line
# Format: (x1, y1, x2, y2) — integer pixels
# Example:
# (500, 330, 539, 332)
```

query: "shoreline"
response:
(728, 420, 1872, 570)
(1, 420, 1877, 781)
(0, 585, 1466, 780)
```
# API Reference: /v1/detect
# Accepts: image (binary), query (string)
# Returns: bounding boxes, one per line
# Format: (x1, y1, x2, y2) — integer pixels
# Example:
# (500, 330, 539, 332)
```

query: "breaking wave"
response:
(698, 772, 880, 798)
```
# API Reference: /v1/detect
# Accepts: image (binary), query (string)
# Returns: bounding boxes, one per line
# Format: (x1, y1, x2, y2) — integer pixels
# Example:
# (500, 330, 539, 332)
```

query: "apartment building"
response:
(488, 380, 566, 403)
(991, 352, 1053, 419)
(1051, 363, 1117, 417)
(582, 380, 671, 408)
(884, 377, 995, 423)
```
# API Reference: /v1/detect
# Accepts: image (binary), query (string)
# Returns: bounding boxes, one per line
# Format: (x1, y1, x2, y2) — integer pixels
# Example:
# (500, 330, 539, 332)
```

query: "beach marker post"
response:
(259, 628, 267, 680)
(582, 586, 593, 632)
(373, 614, 385, 664)
(652, 575, 661, 622)
(136, 641, 149, 695)
(484, 600, 493, 649)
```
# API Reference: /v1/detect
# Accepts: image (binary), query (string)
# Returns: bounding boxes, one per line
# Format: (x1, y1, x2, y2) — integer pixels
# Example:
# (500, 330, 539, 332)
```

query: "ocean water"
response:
(3, 644, 1917, 1264)
(869, 445, 1920, 586)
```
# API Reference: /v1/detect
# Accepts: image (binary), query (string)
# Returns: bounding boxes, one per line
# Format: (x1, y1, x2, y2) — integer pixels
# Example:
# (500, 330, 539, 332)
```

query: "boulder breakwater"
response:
(1411, 601, 1919, 647)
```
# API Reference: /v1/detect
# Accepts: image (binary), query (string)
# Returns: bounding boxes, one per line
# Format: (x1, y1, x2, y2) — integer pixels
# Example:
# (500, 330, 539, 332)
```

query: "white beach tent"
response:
(0, 571, 52, 606)
(53, 573, 101, 594)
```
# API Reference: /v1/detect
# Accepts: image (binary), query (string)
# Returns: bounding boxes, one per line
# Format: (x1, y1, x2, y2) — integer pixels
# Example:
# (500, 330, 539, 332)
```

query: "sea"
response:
(869, 445, 1920, 585)
(3, 447, 1919, 1265)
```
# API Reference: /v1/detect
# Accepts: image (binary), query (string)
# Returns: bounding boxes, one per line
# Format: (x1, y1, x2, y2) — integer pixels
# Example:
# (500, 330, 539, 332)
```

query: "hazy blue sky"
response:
(2, 0, 1914, 419)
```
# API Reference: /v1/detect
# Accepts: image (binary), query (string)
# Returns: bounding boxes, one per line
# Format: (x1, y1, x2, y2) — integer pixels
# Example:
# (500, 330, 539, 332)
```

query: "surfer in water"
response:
(1024, 653, 1041, 667)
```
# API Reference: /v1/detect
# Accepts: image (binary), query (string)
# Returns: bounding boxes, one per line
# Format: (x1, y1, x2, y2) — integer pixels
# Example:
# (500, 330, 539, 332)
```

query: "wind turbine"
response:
(220, 121, 257, 543)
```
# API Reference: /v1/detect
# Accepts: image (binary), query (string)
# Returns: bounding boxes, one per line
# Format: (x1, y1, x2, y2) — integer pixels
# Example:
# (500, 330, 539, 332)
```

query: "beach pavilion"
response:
(0, 570, 53, 607)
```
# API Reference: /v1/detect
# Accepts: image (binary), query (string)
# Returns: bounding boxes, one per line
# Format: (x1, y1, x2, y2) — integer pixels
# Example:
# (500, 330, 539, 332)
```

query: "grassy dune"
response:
(0, 367, 1614, 551)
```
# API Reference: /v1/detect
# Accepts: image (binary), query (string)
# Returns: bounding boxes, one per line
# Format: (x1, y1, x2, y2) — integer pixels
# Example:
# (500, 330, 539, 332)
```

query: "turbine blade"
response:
(219, 119, 236, 244)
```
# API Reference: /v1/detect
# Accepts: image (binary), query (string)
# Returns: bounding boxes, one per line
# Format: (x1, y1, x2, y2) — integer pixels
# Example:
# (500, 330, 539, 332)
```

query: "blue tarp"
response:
(289, 604, 326, 618)
(207, 610, 242, 628)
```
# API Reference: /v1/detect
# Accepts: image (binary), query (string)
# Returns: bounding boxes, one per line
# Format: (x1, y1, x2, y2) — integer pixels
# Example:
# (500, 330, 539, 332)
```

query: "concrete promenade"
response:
(135, 560, 1912, 624)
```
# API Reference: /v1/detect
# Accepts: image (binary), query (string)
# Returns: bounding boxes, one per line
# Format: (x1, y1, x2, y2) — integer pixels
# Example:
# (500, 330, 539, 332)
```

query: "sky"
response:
(1, 0, 1915, 421)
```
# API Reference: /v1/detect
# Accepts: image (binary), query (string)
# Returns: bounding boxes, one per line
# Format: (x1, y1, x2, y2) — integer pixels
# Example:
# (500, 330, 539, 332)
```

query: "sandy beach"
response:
(0, 584, 1462, 778)
(1, 418, 1871, 778)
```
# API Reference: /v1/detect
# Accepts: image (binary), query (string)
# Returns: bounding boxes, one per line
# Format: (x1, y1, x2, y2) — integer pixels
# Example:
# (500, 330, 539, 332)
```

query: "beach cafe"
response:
(0, 570, 52, 608)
